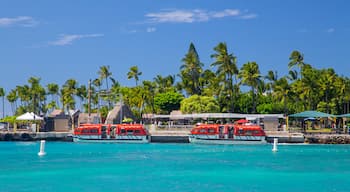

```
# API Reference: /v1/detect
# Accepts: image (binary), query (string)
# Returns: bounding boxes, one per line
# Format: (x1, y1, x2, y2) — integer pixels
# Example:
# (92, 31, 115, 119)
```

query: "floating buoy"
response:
(38, 140, 46, 156)
(272, 138, 278, 152)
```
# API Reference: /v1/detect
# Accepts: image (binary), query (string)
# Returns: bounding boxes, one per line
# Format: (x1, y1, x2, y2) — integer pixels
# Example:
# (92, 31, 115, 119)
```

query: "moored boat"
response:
(73, 124, 150, 143)
(189, 123, 267, 144)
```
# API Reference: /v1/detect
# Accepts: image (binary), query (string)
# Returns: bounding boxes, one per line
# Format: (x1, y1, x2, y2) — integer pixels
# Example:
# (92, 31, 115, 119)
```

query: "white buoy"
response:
(272, 138, 278, 152)
(38, 140, 46, 156)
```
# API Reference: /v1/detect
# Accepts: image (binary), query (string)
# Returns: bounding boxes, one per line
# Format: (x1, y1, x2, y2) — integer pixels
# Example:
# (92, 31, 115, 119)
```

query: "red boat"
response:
(73, 124, 150, 143)
(189, 123, 266, 144)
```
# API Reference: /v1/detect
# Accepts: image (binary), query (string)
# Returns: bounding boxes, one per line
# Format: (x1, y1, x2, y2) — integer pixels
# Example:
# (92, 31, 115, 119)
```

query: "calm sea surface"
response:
(0, 142, 349, 192)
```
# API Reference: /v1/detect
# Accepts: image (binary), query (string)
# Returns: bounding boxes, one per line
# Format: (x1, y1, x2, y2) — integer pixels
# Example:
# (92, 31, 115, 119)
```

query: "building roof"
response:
(288, 111, 334, 118)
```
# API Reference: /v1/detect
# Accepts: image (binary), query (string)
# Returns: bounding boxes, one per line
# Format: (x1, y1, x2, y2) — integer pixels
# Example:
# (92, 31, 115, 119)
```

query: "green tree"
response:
(179, 43, 203, 95)
(127, 65, 142, 86)
(98, 65, 112, 91)
(154, 91, 184, 114)
(77, 85, 88, 111)
(7, 89, 18, 115)
(180, 95, 220, 113)
(238, 62, 262, 113)
(154, 75, 176, 93)
(61, 79, 78, 111)
(211, 42, 238, 112)
(288, 50, 306, 79)
(273, 77, 291, 115)
(47, 83, 59, 107)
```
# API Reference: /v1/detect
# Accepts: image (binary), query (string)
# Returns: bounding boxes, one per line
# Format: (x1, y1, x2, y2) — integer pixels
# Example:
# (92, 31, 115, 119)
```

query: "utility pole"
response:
(88, 79, 91, 123)
(120, 94, 123, 124)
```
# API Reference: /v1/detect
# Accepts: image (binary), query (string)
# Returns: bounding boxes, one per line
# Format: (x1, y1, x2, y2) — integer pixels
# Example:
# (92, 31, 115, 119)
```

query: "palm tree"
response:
(287, 70, 298, 81)
(265, 70, 278, 95)
(47, 83, 59, 107)
(318, 69, 336, 113)
(28, 77, 44, 114)
(179, 43, 203, 95)
(98, 65, 112, 91)
(288, 50, 306, 79)
(7, 89, 18, 115)
(127, 65, 142, 86)
(0, 87, 5, 118)
(211, 42, 238, 112)
(142, 80, 156, 113)
(98, 65, 113, 108)
(61, 79, 78, 111)
(238, 62, 262, 113)
(76, 85, 87, 111)
(273, 77, 291, 115)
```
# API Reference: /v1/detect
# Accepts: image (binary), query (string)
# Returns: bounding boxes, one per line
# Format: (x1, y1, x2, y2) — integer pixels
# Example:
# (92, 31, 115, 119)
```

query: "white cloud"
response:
(0, 16, 38, 27)
(240, 14, 258, 20)
(145, 9, 255, 23)
(211, 9, 240, 18)
(146, 27, 156, 32)
(49, 34, 104, 46)
(326, 28, 335, 33)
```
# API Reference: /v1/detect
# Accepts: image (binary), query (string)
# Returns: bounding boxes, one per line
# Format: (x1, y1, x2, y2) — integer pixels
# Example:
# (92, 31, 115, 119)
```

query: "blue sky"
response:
(0, 0, 349, 115)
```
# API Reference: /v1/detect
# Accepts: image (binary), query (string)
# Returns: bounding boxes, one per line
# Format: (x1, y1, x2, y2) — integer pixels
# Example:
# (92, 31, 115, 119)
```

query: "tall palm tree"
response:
(28, 77, 45, 114)
(61, 79, 78, 111)
(7, 89, 18, 115)
(142, 80, 156, 113)
(238, 62, 262, 113)
(265, 70, 278, 94)
(127, 65, 142, 86)
(47, 83, 59, 107)
(98, 65, 112, 91)
(273, 77, 291, 115)
(179, 43, 203, 96)
(318, 69, 336, 113)
(0, 87, 5, 118)
(288, 50, 305, 79)
(211, 42, 238, 112)
(76, 85, 87, 111)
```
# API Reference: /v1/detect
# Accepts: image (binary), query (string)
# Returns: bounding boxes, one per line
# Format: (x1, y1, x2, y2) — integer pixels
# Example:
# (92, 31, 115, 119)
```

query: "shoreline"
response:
(1, 131, 350, 144)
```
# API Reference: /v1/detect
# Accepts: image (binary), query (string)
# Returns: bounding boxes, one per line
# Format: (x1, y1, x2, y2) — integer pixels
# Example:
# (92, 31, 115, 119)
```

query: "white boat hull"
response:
(73, 135, 150, 143)
(189, 135, 267, 145)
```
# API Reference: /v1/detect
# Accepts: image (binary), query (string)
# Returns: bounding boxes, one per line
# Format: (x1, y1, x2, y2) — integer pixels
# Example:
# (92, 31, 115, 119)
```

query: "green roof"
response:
(288, 111, 334, 118)
(337, 113, 350, 118)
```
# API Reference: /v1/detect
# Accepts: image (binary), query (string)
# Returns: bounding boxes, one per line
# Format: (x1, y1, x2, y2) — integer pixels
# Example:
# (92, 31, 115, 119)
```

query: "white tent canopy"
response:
(16, 112, 44, 121)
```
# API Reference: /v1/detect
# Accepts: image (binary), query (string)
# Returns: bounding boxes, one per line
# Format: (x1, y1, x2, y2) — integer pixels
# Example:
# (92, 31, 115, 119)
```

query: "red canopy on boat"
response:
(235, 119, 249, 124)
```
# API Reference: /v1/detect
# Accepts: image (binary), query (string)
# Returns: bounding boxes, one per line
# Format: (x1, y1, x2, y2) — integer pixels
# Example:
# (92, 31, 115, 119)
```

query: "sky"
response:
(0, 0, 349, 116)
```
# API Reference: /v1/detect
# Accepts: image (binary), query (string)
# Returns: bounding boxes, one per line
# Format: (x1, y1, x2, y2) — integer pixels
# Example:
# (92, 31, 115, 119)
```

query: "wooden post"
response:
(286, 116, 289, 132)
(14, 122, 17, 133)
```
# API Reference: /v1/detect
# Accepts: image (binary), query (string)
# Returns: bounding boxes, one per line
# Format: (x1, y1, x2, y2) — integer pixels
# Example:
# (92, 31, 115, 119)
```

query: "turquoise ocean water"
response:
(0, 142, 349, 192)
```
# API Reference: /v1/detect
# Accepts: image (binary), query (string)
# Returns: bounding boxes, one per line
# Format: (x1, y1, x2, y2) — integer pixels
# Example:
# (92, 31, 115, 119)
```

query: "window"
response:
(208, 128, 215, 133)
(82, 129, 89, 134)
(199, 129, 206, 133)
(245, 131, 252, 136)
(90, 129, 98, 134)
(134, 130, 141, 134)
(121, 129, 126, 133)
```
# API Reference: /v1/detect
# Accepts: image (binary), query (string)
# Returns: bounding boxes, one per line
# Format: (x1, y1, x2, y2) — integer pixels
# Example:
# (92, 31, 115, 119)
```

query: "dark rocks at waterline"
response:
(305, 134, 350, 144)
(0, 132, 73, 142)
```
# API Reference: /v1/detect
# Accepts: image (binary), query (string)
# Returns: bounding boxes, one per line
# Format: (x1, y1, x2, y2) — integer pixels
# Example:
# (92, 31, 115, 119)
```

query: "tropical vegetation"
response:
(1, 42, 350, 121)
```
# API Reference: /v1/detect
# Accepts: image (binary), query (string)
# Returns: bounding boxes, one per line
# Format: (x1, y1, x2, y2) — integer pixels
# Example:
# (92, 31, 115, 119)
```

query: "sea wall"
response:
(305, 134, 350, 144)
(0, 132, 72, 142)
